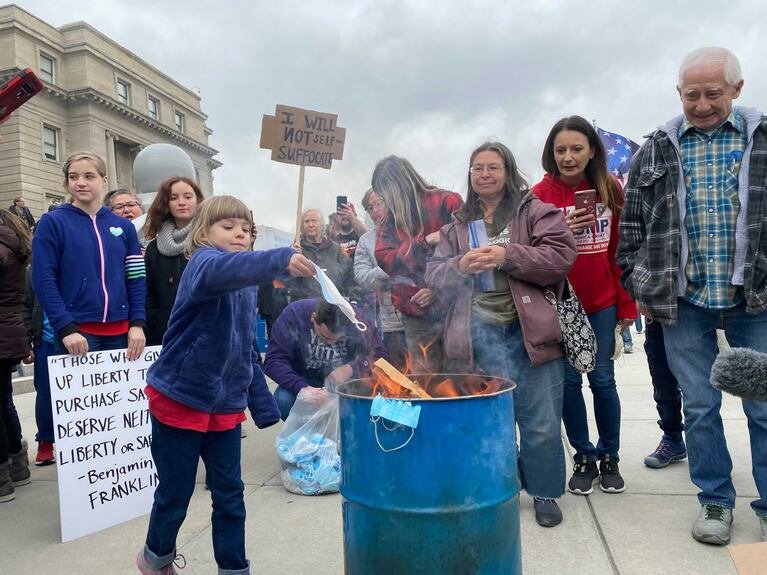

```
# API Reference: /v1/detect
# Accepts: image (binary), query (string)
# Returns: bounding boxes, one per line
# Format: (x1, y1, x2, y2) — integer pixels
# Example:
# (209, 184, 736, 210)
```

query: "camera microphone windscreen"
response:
(711, 347, 767, 402)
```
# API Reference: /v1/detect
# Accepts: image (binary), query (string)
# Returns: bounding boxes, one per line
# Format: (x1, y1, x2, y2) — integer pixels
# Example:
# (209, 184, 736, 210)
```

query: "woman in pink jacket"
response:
(426, 141, 577, 528)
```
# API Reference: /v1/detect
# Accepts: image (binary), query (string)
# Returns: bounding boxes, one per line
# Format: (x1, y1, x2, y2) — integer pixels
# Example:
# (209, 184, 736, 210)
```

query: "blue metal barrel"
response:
(337, 378, 521, 575)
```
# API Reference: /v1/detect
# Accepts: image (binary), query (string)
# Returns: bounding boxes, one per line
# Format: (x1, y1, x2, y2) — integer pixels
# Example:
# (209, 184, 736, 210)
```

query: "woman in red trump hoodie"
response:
(533, 115, 637, 497)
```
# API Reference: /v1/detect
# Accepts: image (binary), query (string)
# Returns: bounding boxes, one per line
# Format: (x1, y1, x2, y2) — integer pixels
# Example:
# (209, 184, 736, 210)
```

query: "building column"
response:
(105, 131, 118, 189)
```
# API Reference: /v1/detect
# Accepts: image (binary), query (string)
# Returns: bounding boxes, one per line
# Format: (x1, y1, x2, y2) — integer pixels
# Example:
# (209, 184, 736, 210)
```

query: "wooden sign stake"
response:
(294, 165, 306, 245)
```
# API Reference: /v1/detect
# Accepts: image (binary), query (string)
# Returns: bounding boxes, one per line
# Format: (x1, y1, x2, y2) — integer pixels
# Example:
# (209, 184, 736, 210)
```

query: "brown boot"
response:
(0, 460, 15, 502)
(9, 442, 31, 487)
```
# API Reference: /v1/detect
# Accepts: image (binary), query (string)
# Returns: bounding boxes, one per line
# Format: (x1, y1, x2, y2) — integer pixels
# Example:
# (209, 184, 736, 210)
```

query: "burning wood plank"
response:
(372, 358, 431, 399)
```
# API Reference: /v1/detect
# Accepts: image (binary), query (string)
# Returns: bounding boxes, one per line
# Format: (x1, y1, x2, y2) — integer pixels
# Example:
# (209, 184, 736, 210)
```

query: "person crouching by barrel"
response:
(425, 141, 577, 528)
(264, 299, 387, 420)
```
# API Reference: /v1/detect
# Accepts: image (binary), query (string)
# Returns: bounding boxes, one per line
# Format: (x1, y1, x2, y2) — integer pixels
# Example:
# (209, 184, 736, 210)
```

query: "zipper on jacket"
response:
(90, 215, 109, 322)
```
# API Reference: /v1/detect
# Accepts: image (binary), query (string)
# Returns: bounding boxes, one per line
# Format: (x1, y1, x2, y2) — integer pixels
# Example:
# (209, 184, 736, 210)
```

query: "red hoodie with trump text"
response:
(532, 174, 636, 320)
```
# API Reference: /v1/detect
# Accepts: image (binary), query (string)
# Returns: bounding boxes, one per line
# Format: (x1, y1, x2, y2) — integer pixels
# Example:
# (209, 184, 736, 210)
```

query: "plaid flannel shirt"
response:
(374, 189, 463, 317)
(617, 107, 767, 324)
(374, 189, 463, 281)
(679, 112, 748, 308)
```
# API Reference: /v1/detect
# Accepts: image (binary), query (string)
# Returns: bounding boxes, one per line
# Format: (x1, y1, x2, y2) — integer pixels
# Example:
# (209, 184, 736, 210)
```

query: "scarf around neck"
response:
(156, 219, 192, 257)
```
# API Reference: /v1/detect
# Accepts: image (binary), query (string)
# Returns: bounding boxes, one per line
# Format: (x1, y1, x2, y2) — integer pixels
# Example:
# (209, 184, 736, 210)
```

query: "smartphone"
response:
(336, 195, 348, 211)
(0, 68, 44, 123)
(574, 189, 597, 215)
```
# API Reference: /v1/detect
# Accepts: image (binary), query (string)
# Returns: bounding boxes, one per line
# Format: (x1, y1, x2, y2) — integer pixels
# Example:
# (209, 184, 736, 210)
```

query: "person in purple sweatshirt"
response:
(264, 298, 386, 420)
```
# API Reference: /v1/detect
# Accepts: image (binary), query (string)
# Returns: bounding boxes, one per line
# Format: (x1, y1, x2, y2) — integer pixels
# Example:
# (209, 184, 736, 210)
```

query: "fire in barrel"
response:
(337, 359, 522, 574)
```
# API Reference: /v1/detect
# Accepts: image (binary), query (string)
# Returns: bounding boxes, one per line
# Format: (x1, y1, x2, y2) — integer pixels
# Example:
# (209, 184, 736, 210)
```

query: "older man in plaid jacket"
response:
(617, 46, 767, 546)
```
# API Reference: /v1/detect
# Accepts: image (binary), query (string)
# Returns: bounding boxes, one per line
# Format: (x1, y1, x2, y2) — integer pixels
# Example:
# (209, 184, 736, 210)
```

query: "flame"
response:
(429, 378, 459, 398)
(416, 336, 437, 361)
(368, 366, 506, 400)
(462, 375, 504, 396)
(371, 355, 413, 399)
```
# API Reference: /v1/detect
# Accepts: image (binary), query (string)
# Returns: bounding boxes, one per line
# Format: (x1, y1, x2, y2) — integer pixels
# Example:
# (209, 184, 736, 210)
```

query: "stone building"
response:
(0, 4, 221, 217)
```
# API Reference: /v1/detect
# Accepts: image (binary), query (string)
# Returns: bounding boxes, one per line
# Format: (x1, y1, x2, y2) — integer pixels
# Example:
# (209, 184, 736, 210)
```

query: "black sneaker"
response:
(533, 497, 563, 527)
(599, 455, 625, 493)
(568, 457, 599, 495)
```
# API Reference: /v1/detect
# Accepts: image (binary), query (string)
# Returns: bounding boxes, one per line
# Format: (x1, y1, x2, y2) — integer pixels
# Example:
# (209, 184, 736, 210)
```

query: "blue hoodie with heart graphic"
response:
(32, 203, 146, 338)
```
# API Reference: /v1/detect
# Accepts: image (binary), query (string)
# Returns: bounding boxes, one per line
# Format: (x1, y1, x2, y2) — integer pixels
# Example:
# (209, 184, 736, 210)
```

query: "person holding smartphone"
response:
(331, 195, 367, 260)
(533, 115, 637, 497)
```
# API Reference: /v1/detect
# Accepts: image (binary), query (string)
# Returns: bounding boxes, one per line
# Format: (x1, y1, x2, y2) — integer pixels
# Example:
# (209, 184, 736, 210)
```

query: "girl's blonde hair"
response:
(185, 195, 253, 257)
(61, 151, 108, 194)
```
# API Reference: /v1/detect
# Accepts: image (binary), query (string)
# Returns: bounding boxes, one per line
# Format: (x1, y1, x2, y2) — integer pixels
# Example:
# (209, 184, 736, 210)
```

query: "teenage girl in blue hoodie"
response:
(136, 196, 315, 575)
(32, 151, 147, 358)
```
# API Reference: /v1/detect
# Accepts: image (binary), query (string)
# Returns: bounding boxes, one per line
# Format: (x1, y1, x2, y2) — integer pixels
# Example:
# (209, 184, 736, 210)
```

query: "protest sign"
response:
(260, 104, 346, 242)
(48, 346, 161, 542)
(260, 104, 345, 170)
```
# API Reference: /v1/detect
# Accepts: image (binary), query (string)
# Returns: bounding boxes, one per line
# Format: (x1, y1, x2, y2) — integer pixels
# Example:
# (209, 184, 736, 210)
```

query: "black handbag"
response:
(544, 281, 597, 373)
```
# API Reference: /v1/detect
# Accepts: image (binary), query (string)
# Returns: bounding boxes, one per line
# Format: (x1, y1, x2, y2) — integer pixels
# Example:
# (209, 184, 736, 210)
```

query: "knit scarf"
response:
(156, 219, 192, 257)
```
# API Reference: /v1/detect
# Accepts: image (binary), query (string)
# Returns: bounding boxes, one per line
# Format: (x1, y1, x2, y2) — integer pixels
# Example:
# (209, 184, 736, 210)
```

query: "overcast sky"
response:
(18, 0, 767, 233)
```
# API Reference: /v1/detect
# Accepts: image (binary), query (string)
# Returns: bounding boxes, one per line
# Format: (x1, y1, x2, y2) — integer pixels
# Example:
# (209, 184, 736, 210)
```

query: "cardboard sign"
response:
(260, 105, 345, 169)
(48, 346, 161, 542)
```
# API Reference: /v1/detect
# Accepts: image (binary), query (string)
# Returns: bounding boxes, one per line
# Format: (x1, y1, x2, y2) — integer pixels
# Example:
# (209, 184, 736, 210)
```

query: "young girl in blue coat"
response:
(32, 151, 147, 359)
(136, 196, 315, 575)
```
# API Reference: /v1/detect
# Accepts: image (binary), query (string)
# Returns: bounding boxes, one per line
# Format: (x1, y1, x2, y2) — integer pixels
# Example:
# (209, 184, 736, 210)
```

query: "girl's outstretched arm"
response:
(183, 248, 313, 302)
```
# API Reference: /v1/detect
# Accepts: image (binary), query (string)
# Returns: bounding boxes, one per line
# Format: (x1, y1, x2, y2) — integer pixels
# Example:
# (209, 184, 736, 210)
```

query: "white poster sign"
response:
(48, 346, 162, 542)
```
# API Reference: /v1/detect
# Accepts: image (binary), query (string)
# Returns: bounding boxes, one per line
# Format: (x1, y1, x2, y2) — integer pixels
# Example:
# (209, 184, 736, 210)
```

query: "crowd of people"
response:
(1, 45, 766, 574)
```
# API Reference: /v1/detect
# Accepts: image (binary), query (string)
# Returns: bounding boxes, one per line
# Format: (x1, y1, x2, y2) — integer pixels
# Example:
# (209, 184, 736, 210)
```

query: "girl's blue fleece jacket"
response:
(146, 246, 295, 427)
(32, 204, 146, 338)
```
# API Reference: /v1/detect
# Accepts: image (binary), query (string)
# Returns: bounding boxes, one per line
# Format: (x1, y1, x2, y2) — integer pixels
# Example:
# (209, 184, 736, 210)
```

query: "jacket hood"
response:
(652, 106, 764, 142)
(0, 225, 21, 255)
(453, 190, 535, 225)
(0, 223, 25, 262)
(301, 236, 333, 251)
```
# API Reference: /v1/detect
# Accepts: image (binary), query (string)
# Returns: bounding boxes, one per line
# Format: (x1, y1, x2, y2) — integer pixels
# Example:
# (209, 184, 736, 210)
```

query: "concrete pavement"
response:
(4, 330, 763, 574)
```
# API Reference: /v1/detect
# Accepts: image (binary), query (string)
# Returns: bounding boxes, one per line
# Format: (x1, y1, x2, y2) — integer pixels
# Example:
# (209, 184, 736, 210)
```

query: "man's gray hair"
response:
(302, 207, 325, 233)
(678, 47, 742, 87)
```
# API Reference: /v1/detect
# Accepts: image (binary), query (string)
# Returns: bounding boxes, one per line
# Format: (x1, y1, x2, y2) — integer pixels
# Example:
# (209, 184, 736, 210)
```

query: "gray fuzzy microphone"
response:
(711, 348, 767, 402)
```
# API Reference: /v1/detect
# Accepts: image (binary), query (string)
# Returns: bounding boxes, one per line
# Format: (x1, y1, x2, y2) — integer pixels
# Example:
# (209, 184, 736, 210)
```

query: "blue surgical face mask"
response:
(313, 263, 367, 332)
(370, 394, 421, 429)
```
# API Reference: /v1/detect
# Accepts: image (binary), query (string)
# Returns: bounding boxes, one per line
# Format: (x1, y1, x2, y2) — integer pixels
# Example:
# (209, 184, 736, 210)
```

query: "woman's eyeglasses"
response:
(469, 165, 504, 175)
(365, 199, 386, 212)
(112, 201, 140, 211)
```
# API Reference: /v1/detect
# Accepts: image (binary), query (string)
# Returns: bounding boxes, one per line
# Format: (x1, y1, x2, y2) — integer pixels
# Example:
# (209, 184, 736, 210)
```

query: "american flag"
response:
(597, 127, 640, 185)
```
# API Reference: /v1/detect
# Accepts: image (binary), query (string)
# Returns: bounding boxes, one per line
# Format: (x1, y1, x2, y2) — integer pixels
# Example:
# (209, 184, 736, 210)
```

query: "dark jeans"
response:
(644, 320, 683, 442)
(5, 379, 22, 444)
(145, 416, 249, 573)
(382, 330, 407, 372)
(562, 305, 622, 462)
(0, 362, 23, 462)
(34, 340, 57, 443)
(55, 332, 128, 355)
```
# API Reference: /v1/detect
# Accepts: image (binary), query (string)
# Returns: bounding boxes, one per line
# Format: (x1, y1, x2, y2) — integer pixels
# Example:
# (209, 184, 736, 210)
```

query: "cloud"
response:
(18, 0, 767, 233)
